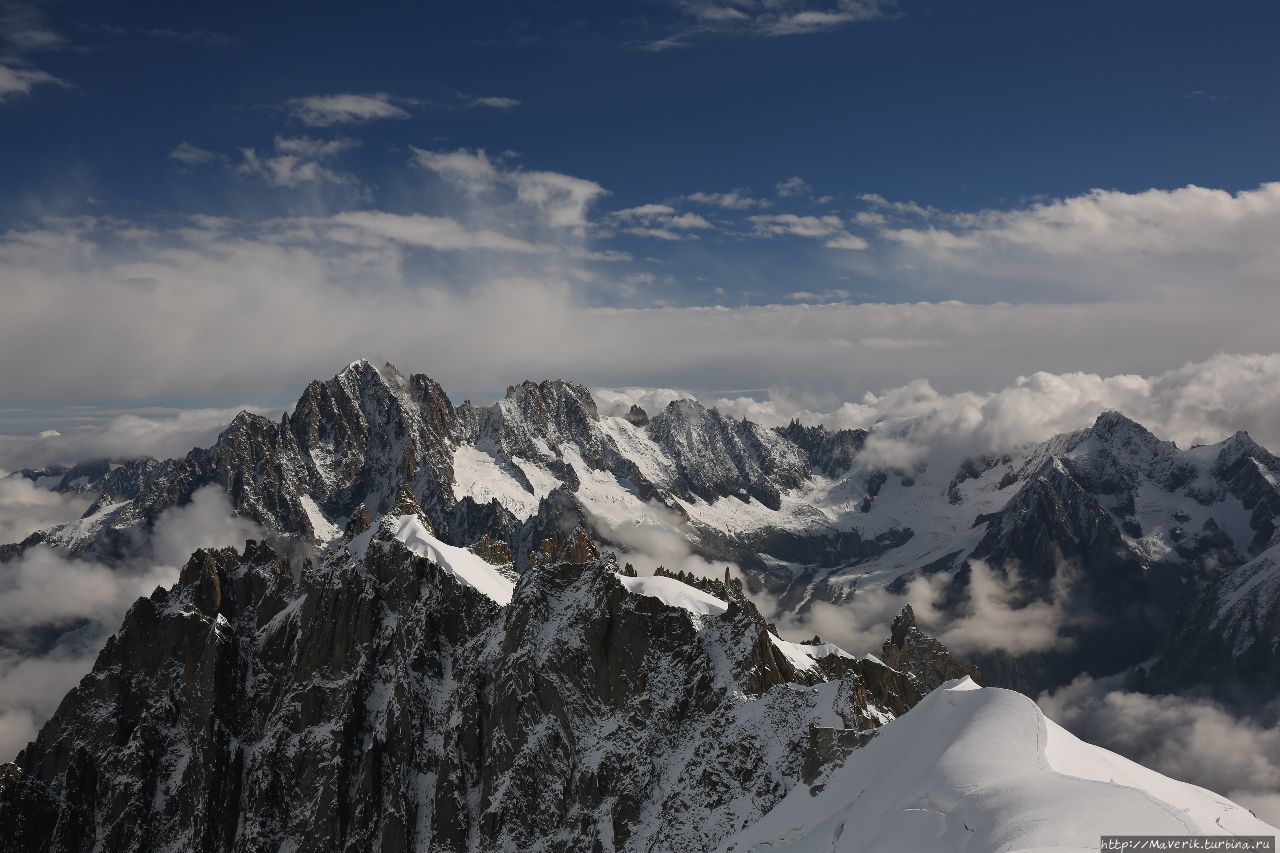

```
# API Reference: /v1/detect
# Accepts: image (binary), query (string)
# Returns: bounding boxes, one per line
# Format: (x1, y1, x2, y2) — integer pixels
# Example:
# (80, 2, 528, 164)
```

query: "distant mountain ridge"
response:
(7, 359, 1280, 698)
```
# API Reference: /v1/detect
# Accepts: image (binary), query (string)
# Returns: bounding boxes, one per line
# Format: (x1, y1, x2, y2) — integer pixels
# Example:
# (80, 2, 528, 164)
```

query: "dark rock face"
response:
(646, 399, 808, 511)
(774, 420, 867, 478)
(0, 527, 971, 853)
(1146, 543, 1280, 701)
(17, 458, 171, 503)
(962, 457, 1176, 691)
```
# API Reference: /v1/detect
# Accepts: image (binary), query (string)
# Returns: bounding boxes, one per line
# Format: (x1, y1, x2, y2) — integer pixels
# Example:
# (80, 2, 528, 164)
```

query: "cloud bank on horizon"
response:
(2, 0, 1278, 428)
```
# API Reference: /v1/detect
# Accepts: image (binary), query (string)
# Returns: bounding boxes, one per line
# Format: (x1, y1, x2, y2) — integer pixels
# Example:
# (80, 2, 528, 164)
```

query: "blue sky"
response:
(2, 0, 1280, 419)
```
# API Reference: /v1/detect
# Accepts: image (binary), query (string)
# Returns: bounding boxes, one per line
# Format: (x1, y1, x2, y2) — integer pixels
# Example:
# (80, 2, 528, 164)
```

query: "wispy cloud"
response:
(0, 3, 67, 103)
(236, 135, 361, 188)
(683, 189, 771, 210)
(168, 141, 224, 166)
(470, 95, 520, 109)
(411, 146, 607, 230)
(748, 213, 867, 249)
(644, 0, 893, 50)
(775, 176, 812, 198)
(0, 62, 64, 101)
(606, 203, 713, 240)
(329, 210, 552, 254)
(1, 3, 64, 53)
(288, 92, 410, 126)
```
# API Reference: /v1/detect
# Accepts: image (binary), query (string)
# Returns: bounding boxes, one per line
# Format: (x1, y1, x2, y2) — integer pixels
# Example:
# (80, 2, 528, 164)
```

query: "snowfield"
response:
(720, 678, 1277, 852)
(351, 514, 516, 605)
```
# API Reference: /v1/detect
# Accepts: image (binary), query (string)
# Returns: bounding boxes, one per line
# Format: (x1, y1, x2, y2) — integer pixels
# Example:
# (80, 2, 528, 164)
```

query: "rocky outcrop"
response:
(879, 605, 982, 693)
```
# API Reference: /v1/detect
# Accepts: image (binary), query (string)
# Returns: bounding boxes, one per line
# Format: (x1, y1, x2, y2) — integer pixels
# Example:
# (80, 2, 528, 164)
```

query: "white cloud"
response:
(4, 168, 1280, 439)
(273, 135, 358, 159)
(785, 288, 849, 302)
(1, 3, 65, 52)
(1039, 676, 1280, 827)
(330, 210, 552, 254)
(148, 485, 264, 566)
(0, 62, 64, 101)
(683, 189, 771, 210)
(0, 406, 267, 470)
(767, 557, 1079, 658)
(236, 135, 360, 188)
(593, 352, 1280, 470)
(411, 146, 607, 229)
(748, 213, 866, 249)
(650, 0, 891, 49)
(775, 176, 812, 197)
(0, 545, 175, 632)
(607, 203, 713, 240)
(865, 181, 1280, 302)
(749, 213, 843, 238)
(824, 234, 869, 250)
(0, 643, 97, 762)
(0, 475, 94, 544)
(0, 485, 261, 761)
(168, 141, 223, 166)
(471, 96, 520, 109)
(410, 147, 502, 193)
(289, 93, 409, 126)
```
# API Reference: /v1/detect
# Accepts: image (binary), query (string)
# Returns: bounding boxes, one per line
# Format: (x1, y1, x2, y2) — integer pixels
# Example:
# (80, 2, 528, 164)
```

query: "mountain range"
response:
(2, 359, 1278, 850)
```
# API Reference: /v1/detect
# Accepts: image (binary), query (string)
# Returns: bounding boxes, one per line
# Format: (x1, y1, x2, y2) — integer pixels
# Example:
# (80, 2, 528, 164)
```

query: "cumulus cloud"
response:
(0, 485, 262, 761)
(288, 92, 409, 126)
(863, 181, 1280, 302)
(657, 352, 1280, 462)
(1039, 675, 1280, 826)
(0, 475, 94, 543)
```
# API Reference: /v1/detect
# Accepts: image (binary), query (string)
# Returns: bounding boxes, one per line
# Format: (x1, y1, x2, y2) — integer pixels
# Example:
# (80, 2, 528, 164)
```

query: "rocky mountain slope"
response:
(7, 359, 1280, 697)
(0, 506, 973, 853)
(2, 505, 1271, 852)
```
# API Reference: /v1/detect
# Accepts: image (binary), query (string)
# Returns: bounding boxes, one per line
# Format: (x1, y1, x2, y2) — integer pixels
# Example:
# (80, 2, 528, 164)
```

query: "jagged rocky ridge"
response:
(8, 361, 1280, 697)
(0, 505, 976, 853)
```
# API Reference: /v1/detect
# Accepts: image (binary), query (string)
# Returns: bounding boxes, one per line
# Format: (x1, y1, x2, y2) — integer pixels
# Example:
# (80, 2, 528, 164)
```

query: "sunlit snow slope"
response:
(721, 678, 1276, 853)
